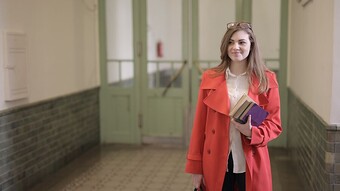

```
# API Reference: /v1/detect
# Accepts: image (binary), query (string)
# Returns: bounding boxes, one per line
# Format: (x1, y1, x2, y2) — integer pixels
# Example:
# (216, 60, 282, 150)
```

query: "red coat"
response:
(185, 69, 282, 191)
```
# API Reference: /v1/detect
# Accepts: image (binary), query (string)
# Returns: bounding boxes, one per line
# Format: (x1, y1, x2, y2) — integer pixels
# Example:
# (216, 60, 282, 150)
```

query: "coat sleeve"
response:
(185, 73, 208, 174)
(249, 72, 282, 147)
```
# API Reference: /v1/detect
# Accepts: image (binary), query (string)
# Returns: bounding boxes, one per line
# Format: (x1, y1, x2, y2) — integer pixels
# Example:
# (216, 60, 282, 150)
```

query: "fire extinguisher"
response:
(156, 40, 163, 58)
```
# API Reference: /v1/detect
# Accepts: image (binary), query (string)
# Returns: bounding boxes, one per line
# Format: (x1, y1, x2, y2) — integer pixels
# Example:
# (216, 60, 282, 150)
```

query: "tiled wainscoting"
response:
(288, 89, 339, 191)
(0, 88, 100, 191)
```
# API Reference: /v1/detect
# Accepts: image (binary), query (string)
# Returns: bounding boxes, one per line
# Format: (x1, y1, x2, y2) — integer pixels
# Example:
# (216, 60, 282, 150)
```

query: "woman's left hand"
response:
(231, 115, 252, 137)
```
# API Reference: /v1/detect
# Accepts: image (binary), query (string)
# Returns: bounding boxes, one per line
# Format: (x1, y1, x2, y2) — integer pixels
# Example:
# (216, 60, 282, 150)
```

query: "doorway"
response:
(99, 0, 286, 147)
(99, 0, 190, 145)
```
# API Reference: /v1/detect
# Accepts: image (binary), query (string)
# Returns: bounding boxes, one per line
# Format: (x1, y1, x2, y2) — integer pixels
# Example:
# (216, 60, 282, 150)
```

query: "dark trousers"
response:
(222, 152, 246, 191)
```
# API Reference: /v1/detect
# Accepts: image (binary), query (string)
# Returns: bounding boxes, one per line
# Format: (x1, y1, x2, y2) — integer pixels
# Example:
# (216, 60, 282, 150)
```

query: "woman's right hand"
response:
(192, 174, 203, 190)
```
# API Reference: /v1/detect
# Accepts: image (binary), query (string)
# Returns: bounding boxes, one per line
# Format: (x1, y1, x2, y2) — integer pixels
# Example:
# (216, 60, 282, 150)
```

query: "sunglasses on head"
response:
(227, 22, 252, 30)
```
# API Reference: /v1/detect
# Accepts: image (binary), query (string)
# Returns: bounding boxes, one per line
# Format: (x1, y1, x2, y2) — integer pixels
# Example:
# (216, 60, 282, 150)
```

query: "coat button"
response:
(212, 129, 215, 134)
(207, 149, 211, 154)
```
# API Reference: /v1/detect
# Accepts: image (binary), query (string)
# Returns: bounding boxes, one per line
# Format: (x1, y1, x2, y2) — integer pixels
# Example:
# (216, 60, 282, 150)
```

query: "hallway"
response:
(29, 145, 305, 191)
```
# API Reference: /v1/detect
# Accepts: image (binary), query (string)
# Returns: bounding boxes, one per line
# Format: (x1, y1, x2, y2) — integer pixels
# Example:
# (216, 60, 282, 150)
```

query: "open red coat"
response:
(185, 69, 282, 191)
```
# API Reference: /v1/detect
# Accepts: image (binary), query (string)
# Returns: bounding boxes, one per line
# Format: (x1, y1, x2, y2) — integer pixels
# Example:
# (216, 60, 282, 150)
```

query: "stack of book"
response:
(229, 94, 269, 126)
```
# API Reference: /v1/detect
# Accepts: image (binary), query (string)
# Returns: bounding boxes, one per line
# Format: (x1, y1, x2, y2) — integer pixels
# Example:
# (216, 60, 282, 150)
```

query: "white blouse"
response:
(226, 68, 249, 173)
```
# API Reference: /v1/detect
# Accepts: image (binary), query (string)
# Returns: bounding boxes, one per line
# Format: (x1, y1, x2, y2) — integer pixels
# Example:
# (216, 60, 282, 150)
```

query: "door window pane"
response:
(147, 0, 182, 60)
(147, 61, 184, 88)
(147, 0, 182, 89)
(252, 0, 280, 73)
(108, 60, 134, 87)
(106, 0, 134, 87)
(199, 0, 235, 61)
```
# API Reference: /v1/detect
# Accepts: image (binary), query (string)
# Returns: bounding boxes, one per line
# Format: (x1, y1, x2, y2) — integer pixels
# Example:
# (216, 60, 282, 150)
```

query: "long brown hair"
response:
(212, 22, 269, 94)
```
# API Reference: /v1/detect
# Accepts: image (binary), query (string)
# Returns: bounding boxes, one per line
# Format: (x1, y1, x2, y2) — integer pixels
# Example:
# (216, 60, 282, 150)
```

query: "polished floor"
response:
(29, 144, 305, 191)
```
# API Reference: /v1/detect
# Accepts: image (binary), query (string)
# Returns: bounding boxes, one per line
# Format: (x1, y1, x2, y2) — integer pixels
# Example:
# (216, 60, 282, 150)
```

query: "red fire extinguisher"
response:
(156, 40, 163, 58)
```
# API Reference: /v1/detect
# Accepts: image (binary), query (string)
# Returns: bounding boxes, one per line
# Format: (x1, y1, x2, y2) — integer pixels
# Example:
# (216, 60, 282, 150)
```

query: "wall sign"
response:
(3, 31, 29, 101)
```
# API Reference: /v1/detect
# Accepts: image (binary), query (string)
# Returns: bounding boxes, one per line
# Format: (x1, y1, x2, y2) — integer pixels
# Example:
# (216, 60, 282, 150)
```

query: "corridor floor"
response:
(29, 144, 305, 191)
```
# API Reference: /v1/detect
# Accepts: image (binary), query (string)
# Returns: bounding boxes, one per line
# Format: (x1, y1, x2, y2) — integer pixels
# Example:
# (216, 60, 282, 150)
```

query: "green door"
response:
(99, 0, 189, 145)
(141, 0, 189, 145)
(99, 0, 139, 144)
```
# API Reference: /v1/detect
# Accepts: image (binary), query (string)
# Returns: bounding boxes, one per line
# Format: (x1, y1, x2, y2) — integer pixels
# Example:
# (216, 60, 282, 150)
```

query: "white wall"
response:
(331, 1, 340, 124)
(289, 0, 337, 124)
(0, 0, 99, 111)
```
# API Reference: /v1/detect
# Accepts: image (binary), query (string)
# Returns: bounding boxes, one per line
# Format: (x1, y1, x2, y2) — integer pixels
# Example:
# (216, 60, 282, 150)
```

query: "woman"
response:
(185, 22, 282, 191)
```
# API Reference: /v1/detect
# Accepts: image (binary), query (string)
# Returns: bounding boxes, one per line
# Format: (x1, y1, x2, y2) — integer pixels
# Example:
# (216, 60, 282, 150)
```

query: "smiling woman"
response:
(185, 22, 282, 191)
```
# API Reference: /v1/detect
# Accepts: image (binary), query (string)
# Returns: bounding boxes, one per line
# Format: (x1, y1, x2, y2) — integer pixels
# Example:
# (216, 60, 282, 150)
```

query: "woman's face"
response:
(227, 30, 251, 63)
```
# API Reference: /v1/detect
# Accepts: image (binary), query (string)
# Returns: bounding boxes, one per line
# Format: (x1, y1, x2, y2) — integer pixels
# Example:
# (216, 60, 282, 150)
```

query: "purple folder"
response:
(241, 104, 269, 126)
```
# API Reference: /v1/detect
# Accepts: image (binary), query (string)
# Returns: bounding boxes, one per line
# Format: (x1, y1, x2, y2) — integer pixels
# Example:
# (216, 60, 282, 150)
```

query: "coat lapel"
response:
(201, 74, 229, 115)
(201, 71, 273, 116)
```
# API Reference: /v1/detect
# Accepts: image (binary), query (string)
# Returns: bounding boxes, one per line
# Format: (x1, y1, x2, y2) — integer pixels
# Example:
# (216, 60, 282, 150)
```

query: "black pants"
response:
(222, 152, 246, 191)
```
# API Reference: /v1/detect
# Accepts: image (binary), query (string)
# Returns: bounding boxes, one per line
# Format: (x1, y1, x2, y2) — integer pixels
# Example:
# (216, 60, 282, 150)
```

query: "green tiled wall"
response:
(0, 88, 100, 191)
(288, 88, 338, 191)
